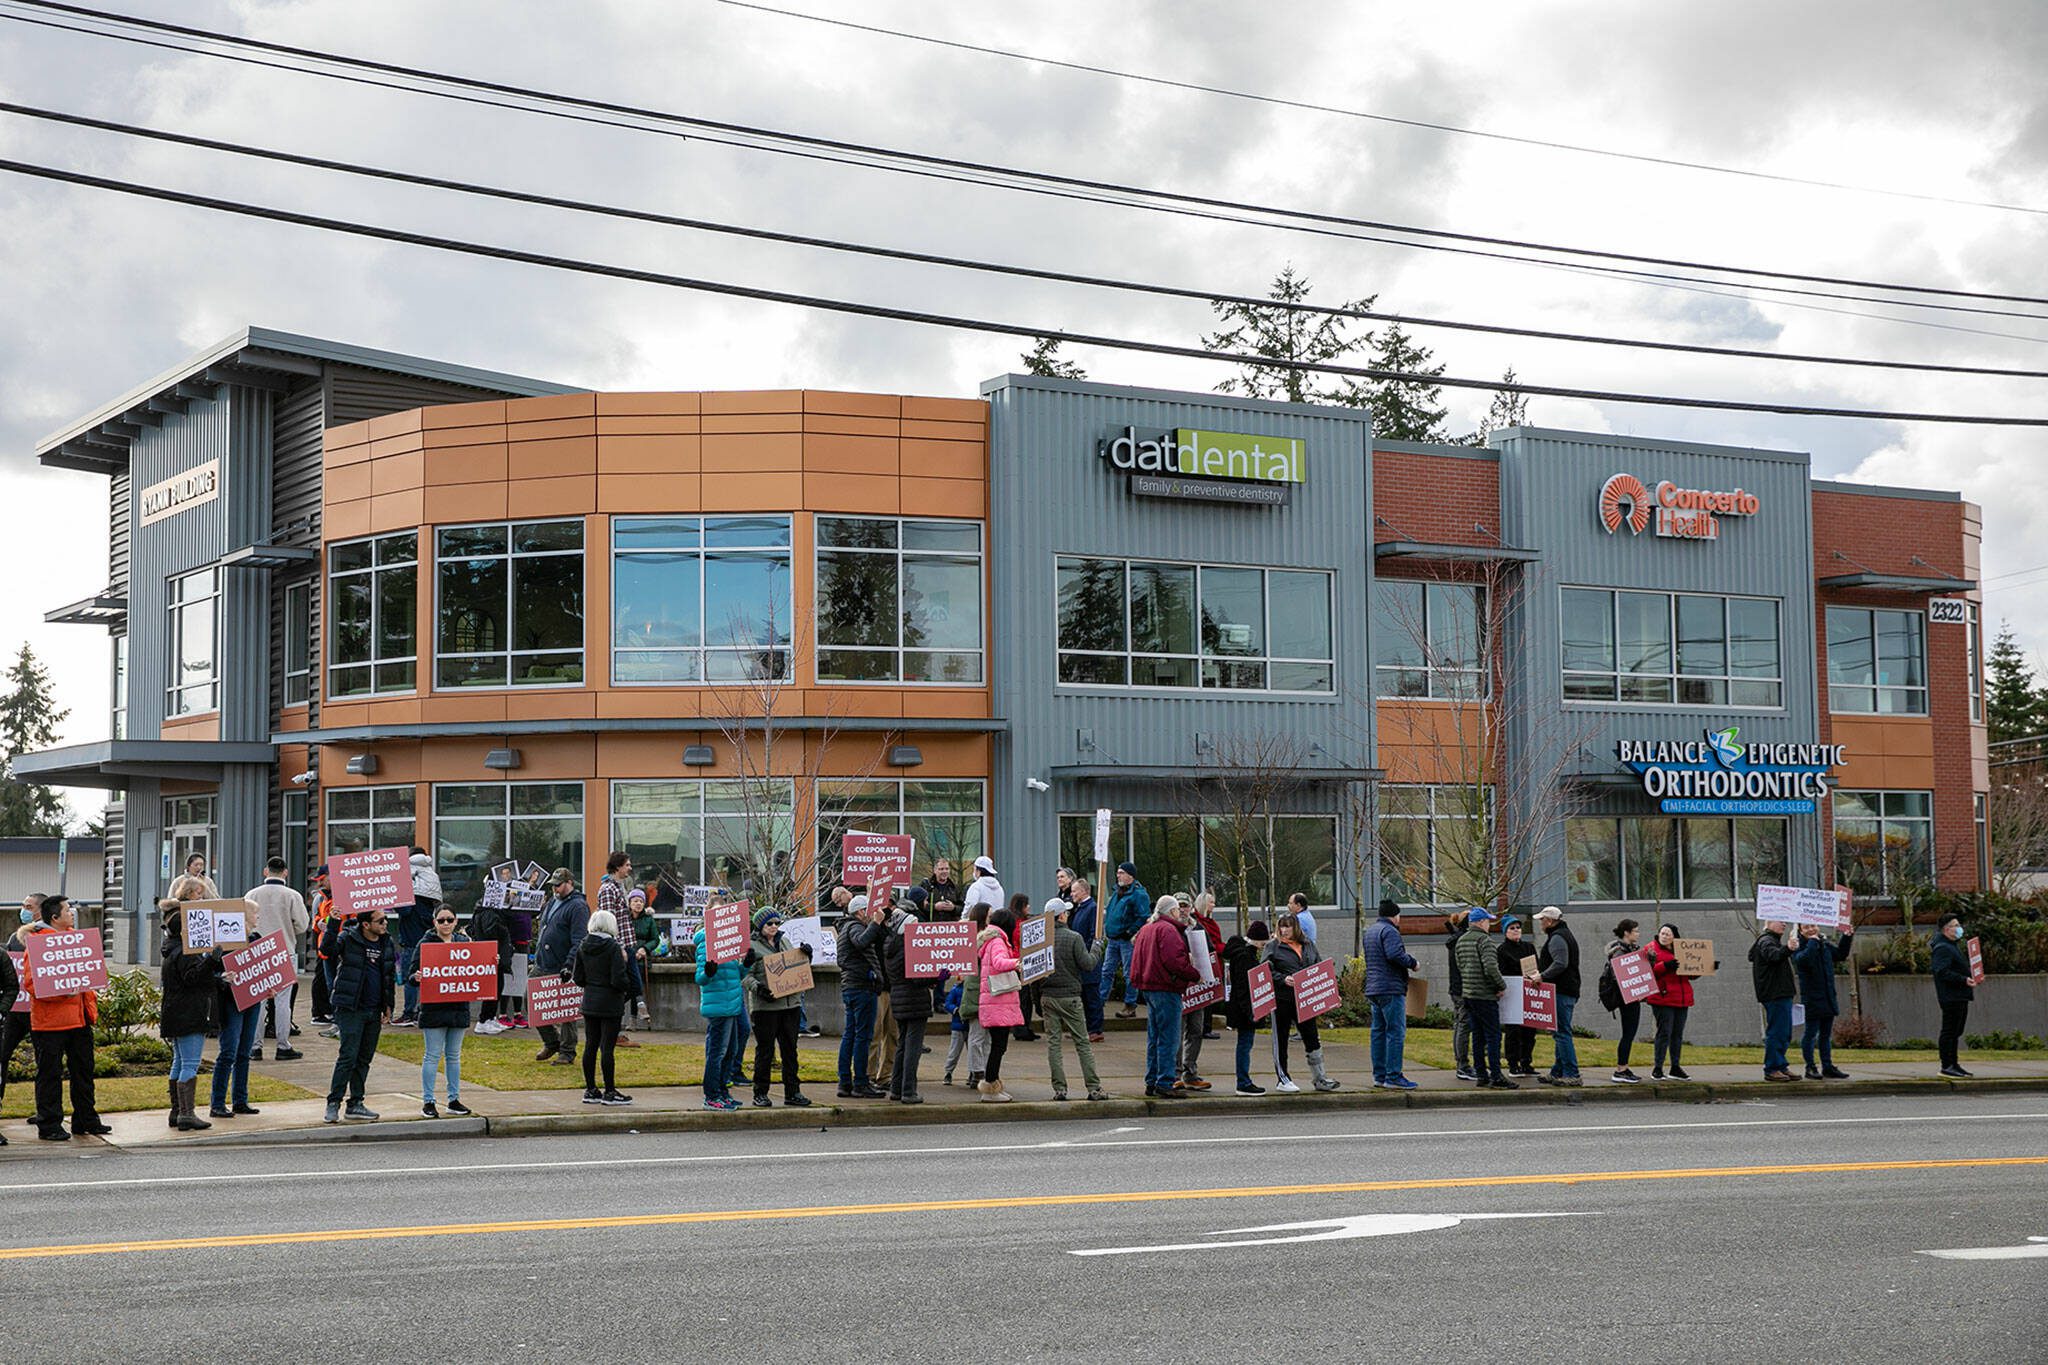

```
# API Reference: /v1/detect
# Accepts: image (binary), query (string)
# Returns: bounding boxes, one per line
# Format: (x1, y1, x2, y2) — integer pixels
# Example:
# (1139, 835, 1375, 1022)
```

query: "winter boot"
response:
(176, 1079, 212, 1131)
(1307, 1048, 1340, 1092)
(167, 1077, 178, 1128)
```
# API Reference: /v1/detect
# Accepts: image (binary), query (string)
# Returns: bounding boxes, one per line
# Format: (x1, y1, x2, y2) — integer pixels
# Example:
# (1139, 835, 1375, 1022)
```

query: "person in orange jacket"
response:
(23, 895, 108, 1142)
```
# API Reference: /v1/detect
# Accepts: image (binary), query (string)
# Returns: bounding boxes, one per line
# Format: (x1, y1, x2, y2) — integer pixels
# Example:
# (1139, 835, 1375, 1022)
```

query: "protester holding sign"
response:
(1930, 913, 1976, 1078)
(24, 897, 109, 1141)
(880, 897, 930, 1104)
(1644, 925, 1695, 1080)
(1363, 898, 1421, 1091)
(0, 896, 38, 1138)
(1793, 922, 1855, 1080)
(1264, 911, 1339, 1095)
(572, 910, 634, 1106)
(1041, 897, 1106, 1102)
(1454, 907, 1515, 1091)
(529, 871, 587, 1058)
(746, 908, 814, 1108)
(694, 924, 749, 1111)
(320, 905, 398, 1124)
(1534, 907, 1584, 1087)
(1067, 877, 1104, 1039)
(158, 900, 222, 1132)
(1750, 921, 1798, 1082)
(208, 920, 265, 1123)
(836, 894, 888, 1100)
(411, 910, 478, 1118)
(244, 858, 310, 1061)
(1222, 921, 1269, 1096)
(1496, 916, 1538, 1078)
(1602, 920, 1646, 1085)
(1180, 892, 1227, 1089)
(975, 905, 1027, 1102)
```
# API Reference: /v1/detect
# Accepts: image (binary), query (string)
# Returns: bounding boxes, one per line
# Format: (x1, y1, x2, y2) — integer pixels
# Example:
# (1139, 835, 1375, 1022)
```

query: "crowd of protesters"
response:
(0, 847, 1999, 1139)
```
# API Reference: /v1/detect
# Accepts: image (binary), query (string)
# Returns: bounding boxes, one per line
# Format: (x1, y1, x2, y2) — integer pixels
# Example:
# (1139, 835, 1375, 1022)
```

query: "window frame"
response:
(1564, 814, 1789, 903)
(323, 784, 419, 857)
(283, 578, 313, 707)
(327, 531, 419, 699)
(433, 520, 586, 692)
(1372, 579, 1489, 701)
(1825, 606, 1928, 716)
(1967, 602, 1983, 724)
(1057, 810, 1339, 911)
(816, 779, 987, 899)
(1560, 585, 1784, 710)
(610, 514, 794, 686)
(165, 566, 221, 717)
(813, 516, 985, 686)
(1054, 553, 1337, 697)
(1832, 788, 1936, 896)
(610, 777, 797, 892)
(1377, 784, 1495, 906)
(111, 634, 128, 741)
(430, 780, 587, 910)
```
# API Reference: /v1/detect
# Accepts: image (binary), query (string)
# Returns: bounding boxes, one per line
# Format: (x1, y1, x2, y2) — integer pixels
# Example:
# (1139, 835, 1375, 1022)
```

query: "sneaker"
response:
(582, 1088, 605, 1105)
(1235, 1082, 1267, 1096)
(1202, 1030, 1221, 1040)
(1275, 1077, 1301, 1094)
(391, 1016, 417, 1029)
(1537, 1074, 1562, 1087)
(704, 1097, 731, 1111)
(422, 1102, 440, 1119)
(343, 1101, 379, 1121)
(447, 1100, 472, 1116)
(1454, 1067, 1477, 1081)
(942, 1073, 954, 1086)
(323, 1102, 340, 1124)
(898, 1093, 923, 1104)
(1181, 1077, 1212, 1091)
(1145, 1087, 1182, 1100)
(311, 1015, 332, 1025)
(1650, 1068, 1665, 1080)
(1052, 1087, 1069, 1102)
(602, 1091, 633, 1106)
(1766, 1070, 1794, 1082)
(799, 1027, 823, 1039)
(1804, 1065, 1821, 1080)
(858, 1086, 889, 1099)
(1940, 1065, 1970, 1078)
(290, 1024, 302, 1036)
(1669, 1067, 1693, 1081)
(1486, 1077, 1520, 1090)
(274, 1047, 303, 1061)
(784, 1094, 813, 1108)
(1114, 1007, 1138, 1019)
(1821, 1067, 1849, 1080)
(1087, 1088, 1110, 1101)
(1611, 1069, 1641, 1085)
(232, 1103, 261, 1116)
(981, 1088, 1013, 1103)
(551, 1053, 576, 1067)
(250, 1048, 264, 1061)
(75, 1120, 114, 1136)
(1557, 1077, 1582, 1088)
(718, 1097, 743, 1110)
(615, 1036, 641, 1049)
(319, 1027, 340, 1039)
(38, 1128, 69, 1142)
(752, 1094, 772, 1108)
(1313, 1077, 1341, 1092)
(837, 1088, 856, 1098)
(1386, 1076, 1419, 1091)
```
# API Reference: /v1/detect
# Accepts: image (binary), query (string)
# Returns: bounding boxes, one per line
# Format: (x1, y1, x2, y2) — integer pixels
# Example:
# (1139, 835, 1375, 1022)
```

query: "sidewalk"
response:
(36, 1005, 2047, 1152)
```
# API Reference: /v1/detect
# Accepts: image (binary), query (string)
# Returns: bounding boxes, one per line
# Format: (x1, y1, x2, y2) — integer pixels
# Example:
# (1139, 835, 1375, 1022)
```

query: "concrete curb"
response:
(132, 1075, 2048, 1149)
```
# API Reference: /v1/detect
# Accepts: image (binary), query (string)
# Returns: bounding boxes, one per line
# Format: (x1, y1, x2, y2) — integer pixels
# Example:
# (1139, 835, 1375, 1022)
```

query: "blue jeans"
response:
(1801, 1010, 1836, 1070)
(1466, 997, 1504, 1082)
(1081, 975, 1105, 1036)
(421, 1025, 464, 1103)
(1101, 938, 1137, 1007)
(1140, 990, 1181, 1091)
(1549, 995, 1581, 1078)
(839, 989, 877, 1090)
(729, 1009, 752, 1084)
(211, 1001, 260, 1110)
(1368, 993, 1407, 1083)
(1763, 998, 1794, 1074)
(703, 1014, 741, 1103)
(169, 1032, 205, 1082)
(1234, 1026, 1257, 1089)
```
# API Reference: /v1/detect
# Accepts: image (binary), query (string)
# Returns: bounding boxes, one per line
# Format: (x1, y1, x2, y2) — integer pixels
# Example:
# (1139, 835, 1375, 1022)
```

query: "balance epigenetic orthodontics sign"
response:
(223, 933, 299, 1012)
(26, 928, 107, 997)
(416, 940, 501, 1003)
(1618, 728, 1844, 817)
(330, 846, 414, 918)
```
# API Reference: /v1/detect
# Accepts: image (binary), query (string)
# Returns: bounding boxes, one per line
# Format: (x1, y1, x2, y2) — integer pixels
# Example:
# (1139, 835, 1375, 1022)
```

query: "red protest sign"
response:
(1515, 979, 1559, 1031)
(1183, 976, 1225, 1012)
(904, 920, 977, 978)
(1612, 949, 1658, 1005)
(1247, 961, 1276, 1021)
(1290, 958, 1341, 1021)
(8, 952, 28, 1012)
(1834, 883, 1854, 933)
(223, 932, 299, 1011)
(26, 928, 106, 998)
(704, 900, 752, 964)
(330, 846, 413, 919)
(1967, 936, 1986, 986)
(527, 972, 584, 1026)
(840, 831, 914, 889)
(417, 940, 500, 1003)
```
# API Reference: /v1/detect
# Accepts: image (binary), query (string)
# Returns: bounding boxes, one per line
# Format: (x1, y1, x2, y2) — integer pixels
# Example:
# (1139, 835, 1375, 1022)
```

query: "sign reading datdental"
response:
(1618, 727, 1843, 816)
(1101, 427, 1305, 506)
(1598, 471, 1760, 543)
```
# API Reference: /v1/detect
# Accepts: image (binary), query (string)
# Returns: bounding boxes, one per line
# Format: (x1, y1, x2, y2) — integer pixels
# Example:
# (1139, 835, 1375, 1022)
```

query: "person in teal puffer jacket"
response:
(695, 926, 751, 1111)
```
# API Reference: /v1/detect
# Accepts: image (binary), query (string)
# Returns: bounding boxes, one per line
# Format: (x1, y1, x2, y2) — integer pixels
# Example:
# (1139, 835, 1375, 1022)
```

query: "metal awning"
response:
(1817, 572, 1977, 594)
(219, 544, 319, 571)
(1374, 539, 1539, 563)
(1051, 763, 1382, 782)
(9, 739, 277, 790)
(44, 591, 127, 626)
(278, 716, 1009, 745)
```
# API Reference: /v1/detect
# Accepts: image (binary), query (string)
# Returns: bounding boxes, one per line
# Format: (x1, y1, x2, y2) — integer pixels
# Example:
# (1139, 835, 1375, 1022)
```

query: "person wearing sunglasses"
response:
(409, 908, 476, 1118)
(320, 907, 397, 1124)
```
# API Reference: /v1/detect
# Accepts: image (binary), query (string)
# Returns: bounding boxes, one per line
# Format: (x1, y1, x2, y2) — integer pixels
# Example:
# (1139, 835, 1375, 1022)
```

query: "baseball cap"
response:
(550, 866, 576, 886)
(1535, 905, 1562, 921)
(1467, 905, 1495, 924)
(973, 855, 997, 876)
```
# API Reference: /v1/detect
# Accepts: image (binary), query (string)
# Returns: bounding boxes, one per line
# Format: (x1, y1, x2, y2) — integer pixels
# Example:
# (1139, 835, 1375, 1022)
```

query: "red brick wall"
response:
(1372, 449, 1502, 550)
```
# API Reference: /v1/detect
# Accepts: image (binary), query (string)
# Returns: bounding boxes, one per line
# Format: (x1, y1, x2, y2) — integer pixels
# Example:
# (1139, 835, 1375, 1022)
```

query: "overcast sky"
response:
(2, 1, 2045, 824)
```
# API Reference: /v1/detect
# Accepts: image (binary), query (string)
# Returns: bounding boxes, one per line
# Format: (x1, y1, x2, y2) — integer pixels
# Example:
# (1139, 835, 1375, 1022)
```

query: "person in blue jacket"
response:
(695, 925, 752, 1111)
(1792, 922, 1854, 1080)
(1099, 862, 1151, 1018)
(1362, 898, 1421, 1090)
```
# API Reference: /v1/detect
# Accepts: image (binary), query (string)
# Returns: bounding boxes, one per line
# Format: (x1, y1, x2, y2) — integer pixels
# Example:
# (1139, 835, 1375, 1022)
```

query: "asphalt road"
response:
(0, 1093, 2042, 1363)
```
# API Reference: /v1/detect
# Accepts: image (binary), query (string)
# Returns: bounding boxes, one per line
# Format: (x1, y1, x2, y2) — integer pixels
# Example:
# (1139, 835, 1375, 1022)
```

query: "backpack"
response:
(1596, 959, 1622, 1013)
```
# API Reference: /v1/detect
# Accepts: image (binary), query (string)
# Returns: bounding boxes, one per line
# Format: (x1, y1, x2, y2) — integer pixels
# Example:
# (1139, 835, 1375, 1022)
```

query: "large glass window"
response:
(816, 517, 983, 683)
(435, 521, 583, 689)
(1378, 785, 1492, 904)
(111, 635, 127, 740)
(1373, 580, 1485, 699)
(432, 782, 584, 911)
(328, 532, 417, 697)
(817, 780, 986, 894)
(1567, 815, 1787, 902)
(283, 579, 312, 706)
(166, 567, 219, 716)
(1826, 607, 1926, 714)
(1057, 556, 1334, 693)
(1563, 588, 1781, 706)
(1058, 812, 1336, 911)
(1834, 789, 1934, 895)
(1967, 603, 1983, 724)
(612, 515, 792, 684)
(612, 779, 795, 896)
(283, 790, 310, 895)
(324, 785, 417, 857)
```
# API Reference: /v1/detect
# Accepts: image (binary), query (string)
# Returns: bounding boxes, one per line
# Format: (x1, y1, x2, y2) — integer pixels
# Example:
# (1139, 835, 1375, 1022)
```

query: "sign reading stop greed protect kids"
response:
(416, 940, 501, 1003)
(26, 928, 107, 997)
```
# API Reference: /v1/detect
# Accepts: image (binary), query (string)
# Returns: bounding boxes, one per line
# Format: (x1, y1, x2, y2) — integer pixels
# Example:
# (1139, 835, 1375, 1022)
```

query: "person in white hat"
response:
(962, 855, 1005, 919)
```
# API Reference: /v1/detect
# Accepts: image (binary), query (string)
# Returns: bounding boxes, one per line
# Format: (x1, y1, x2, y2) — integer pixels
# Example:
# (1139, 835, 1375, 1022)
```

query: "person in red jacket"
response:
(24, 896, 109, 1141)
(1644, 923, 1695, 1081)
(1130, 895, 1200, 1099)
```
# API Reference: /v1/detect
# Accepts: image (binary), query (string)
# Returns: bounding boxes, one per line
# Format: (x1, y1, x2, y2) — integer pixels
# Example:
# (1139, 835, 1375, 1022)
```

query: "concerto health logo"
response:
(1598, 473, 1652, 534)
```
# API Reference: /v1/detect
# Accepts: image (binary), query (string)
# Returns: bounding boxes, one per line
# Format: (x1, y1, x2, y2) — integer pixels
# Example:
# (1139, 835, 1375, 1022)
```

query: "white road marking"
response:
(1072, 1211, 1588, 1257)
(1918, 1240, 2048, 1260)
(3, 1110, 2043, 1195)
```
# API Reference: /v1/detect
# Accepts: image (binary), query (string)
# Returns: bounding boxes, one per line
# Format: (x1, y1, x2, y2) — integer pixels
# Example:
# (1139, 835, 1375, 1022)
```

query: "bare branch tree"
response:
(1988, 768, 2048, 897)
(1172, 730, 1319, 918)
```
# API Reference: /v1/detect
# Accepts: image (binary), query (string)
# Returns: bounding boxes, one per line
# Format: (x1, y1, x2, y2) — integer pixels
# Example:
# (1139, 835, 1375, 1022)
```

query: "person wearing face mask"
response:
(1496, 915, 1538, 1078)
(1930, 912, 1976, 1078)
(409, 906, 476, 1118)
(321, 907, 398, 1124)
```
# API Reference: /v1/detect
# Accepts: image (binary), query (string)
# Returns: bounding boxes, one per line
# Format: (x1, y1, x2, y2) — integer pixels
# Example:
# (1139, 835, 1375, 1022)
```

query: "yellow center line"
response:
(5, 1155, 2043, 1260)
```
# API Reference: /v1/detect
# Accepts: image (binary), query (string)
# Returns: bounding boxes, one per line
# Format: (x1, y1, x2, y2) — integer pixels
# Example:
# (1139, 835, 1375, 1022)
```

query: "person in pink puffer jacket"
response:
(976, 903, 1026, 1102)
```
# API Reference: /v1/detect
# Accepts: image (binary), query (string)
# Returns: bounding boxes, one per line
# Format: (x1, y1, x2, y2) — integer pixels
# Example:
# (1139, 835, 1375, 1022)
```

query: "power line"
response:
(4, 153, 2046, 428)
(715, 0, 2048, 220)
(11, 98, 2048, 383)
(5, 0, 2047, 321)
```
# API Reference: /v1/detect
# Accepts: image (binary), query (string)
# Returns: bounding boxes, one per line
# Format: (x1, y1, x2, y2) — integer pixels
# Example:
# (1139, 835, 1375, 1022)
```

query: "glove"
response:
(799, 943, 814, 959)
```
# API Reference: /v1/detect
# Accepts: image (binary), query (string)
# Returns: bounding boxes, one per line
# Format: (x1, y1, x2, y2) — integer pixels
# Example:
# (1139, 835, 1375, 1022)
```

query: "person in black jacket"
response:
(1750, 920, 1797, 1082)
(159, 901, 223, 1132)
(321, 908, 398, 1123)
(836, 894, 888, 1099)
(530, 876, 587, 1061)
(573, 909, 634, 1106)
(1793, 922, 1854, 1080)
(1222, 920, 1269, 1096)
(880, 902, 931, 1103)
(1930, 913, 1976, 1077)
(1497, 916, 1538, 1077)
(1445, 909, 1473, 1080)
(0, 941, 13, 1146)
(1534, 906, 1582, 1086)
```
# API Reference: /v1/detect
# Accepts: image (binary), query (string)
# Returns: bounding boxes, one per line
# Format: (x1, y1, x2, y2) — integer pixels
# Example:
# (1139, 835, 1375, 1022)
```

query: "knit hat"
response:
(849, 894, 870, 914)
(905, 884, 929, 908)
(1500, 914, 1521, 930)
(1116, 860, 1138, 878)
(1378, 898, 1402, 918)
(753, 906, 783, 930)
(1248, 919, 1270, 941)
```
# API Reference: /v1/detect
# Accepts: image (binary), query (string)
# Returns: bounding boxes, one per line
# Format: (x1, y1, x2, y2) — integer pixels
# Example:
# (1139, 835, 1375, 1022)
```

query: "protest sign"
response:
(8, 952, 29, 1012)
(1185, 927, 1215, 985)
(1967, 936, 1986, 985)
(520, 862, 547, 888)
(480, 880, 509, 910)
(503, 953, 529, 999)
(1092, 808, 1113, 864)
(905, 920, 977, 978)
(1520, 954, 1541, 980)
(1612, 948, 1658, 1005)
(26, 928, 106, 997)
(223, 932, 299, 1011)
(763, 947, 814, 998)
(780, 915, 838, 967)
(489, 860, 519, 883)
(1405, 975, 1429, 1019)
(331, 846, 413, 919)
(1501, 977, 1558, 1031)
(1755, 883, 1848, 930)
(1791, 1002, 1807, 1029)
(704, 900, 752, 964)
(663, 915, 702, 954)
(417, 940, 501, 1003)
(527, 973, 583, 1026)
(1290, 958, 1341, 1021)
(1674, 939, 1716, 976)
(840, 831, 914, 889)
(1247, 961, 1276, 1021)
(179, 900, 250, 953)
(1184, 975, 1225, 1012)
(682, 884, 716, 913)
(1834, 884, 1854, 932)
(1018, 912, 1056, 984)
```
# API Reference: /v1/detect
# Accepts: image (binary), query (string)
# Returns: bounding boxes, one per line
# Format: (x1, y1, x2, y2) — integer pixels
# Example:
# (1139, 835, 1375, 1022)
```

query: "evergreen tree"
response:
(1986, 622, 2043, 743)
(1467, 367, 1531, 445)
(1202, 265, 1376, 405)
(0, 643, 70, 836)
(1022, 336, 1086, 379)
(1353, 322, 1449, 442)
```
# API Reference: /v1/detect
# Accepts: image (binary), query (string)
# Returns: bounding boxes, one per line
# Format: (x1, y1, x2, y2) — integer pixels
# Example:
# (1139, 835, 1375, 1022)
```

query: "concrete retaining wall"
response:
(1854, 974, 2048, 1043)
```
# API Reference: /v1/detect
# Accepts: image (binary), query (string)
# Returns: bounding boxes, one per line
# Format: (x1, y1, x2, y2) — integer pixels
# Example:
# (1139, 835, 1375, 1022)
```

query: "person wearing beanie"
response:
(879, 893, 929, 1103)
(1222, 919, 1270, 1096)
(1930, 912, 1975, 1077)
(1101, 861, 1151, 1019)
(1535, 906, 1584, 1087)
(1041, 897, 1107, 1101)
(1455, 907, 1514, 1089)
(746, 908, 814, 1108)
(1362, 898, 1420, 1090)
(835, 892, 888, 1100)
(1497, 915, 1538, 1076)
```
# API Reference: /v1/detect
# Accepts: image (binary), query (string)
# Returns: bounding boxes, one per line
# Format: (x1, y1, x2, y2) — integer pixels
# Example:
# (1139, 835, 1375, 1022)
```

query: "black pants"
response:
(583, 1014, 620, 1092)
(32, 1026, 99, 1133)
(891, 1014, 927, 1098)
(1651, 1004, 1688, 1072)
(325, 1009, 382, 1105)
(310, 958, 331, 1018)
(1465, 998, 1504, 1082)
(1615, 1002, 1641, 1068)
(1271, 1001, 1321, 1079)
(1503, 1025, 1535, 1072)
(753, 1010, 803, 1098)
(1939, 1001, 1970, 1070)
(983, 1023, 1012, 1083)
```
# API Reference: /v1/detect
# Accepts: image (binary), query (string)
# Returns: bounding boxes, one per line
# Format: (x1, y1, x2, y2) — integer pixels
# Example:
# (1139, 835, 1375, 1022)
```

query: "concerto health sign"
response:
(1618, 727, 1843, 816)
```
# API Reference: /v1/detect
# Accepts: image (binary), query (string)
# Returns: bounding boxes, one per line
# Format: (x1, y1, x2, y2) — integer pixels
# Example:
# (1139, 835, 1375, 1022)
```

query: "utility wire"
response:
(3, 153, 2045, 427)
(10, 99, 2048, 383)
(5, 0, 2047, 318)
(715, 0, 2048, 220)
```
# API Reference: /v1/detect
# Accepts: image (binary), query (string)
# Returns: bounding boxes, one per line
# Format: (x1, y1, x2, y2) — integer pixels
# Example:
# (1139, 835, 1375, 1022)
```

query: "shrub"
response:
(1833, 1014, 1885, 1048)
(1896, 1037, 1936, 1050)
(112, 1036, 172, 1067)
(1965, 1029, 2045, 1050)
(1916, 892, 2048, 974)
(1328, 956, 1373, 1028)
(1406, 1003, 1458, 1030)
(91, 969, 162, 1046)
(1570, 1024, 1597, 1039)
(1868, 933, 1931, 975)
